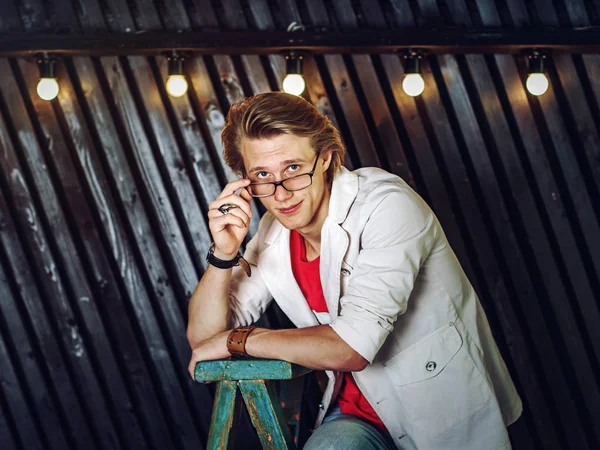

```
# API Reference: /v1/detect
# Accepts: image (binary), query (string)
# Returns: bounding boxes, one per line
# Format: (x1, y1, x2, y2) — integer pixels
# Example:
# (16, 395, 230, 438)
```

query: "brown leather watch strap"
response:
(227, 326, 256, 357)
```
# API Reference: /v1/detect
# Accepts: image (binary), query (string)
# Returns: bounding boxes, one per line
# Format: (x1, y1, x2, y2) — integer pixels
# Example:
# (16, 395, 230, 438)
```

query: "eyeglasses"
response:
(247, 151, 321, 198)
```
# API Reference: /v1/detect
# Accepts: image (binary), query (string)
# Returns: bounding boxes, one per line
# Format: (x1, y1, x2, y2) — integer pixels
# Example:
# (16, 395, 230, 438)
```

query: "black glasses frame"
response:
(247, 151, 321, 198)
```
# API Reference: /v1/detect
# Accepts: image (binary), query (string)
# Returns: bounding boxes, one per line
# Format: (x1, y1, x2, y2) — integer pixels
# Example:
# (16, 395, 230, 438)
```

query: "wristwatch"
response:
(206, 243, 251, 276)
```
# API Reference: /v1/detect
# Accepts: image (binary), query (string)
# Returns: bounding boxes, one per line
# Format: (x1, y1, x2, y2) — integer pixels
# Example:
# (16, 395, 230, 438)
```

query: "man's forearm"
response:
(187, 265, 232, 347)
(245, 325, 369, 372)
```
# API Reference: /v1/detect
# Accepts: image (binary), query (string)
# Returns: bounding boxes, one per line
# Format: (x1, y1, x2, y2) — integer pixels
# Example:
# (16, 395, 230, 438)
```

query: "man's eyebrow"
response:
(248, 158, 307, 173)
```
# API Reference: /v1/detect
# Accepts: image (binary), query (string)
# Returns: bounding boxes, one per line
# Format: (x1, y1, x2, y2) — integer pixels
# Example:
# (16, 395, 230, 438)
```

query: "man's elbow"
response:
(331, 331, 369, 371)
(187, 314, 231, 348)
(187, 326, 209, 349)
(351, 353, 370, 371)
(186, 328, 200, 349)
(340, 350, 369, 372)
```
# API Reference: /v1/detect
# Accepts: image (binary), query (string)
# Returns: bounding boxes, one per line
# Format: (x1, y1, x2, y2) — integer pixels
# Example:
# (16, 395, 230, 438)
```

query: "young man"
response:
(187, 92, 522, 450)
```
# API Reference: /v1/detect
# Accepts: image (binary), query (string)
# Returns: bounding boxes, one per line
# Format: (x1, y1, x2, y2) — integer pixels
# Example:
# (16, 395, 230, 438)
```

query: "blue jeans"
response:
(303, 404, 397, 450)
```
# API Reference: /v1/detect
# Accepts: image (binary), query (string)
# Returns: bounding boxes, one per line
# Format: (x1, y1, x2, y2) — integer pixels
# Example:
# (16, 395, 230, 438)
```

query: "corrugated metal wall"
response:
(0, 0, 599, 449)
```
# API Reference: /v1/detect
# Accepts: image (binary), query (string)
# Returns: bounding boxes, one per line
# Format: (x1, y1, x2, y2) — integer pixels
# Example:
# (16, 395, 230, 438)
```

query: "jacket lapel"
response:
(320, 168, 359, 322)
(320, 218, 349, 321)
(259, 227, 319, 329)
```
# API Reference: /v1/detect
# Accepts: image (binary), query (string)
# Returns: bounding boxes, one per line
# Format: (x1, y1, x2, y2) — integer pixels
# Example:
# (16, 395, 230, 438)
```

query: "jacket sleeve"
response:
(228, 227, 273, 328)
(329, 188, 438, 363)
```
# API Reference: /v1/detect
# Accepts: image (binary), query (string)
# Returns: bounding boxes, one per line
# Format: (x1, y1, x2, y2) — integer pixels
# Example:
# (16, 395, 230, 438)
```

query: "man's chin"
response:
(278, 216, 304, 231)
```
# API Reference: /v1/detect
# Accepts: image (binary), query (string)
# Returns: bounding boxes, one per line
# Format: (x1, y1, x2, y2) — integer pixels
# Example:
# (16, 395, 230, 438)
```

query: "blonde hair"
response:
(222, 92, 345, 182)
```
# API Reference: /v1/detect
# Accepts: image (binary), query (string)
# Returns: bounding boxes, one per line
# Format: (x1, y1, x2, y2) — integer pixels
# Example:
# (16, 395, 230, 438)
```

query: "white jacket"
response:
(228, 167, 522, 449)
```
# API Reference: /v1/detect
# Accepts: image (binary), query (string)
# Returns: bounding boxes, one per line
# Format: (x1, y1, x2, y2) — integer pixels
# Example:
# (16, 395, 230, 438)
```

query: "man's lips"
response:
(278, 201, 302, 214)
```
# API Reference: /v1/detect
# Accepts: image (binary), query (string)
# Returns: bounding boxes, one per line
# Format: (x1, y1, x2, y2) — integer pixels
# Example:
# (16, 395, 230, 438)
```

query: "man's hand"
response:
(187, 330, 232, 380)
(208, 178, 253, 260)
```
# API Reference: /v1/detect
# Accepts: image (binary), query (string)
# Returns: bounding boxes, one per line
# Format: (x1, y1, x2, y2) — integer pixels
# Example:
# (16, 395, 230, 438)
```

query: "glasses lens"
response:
(282, 174, 312, 191)
(248, 183, 275, 197)
(248, 174, 313, 197)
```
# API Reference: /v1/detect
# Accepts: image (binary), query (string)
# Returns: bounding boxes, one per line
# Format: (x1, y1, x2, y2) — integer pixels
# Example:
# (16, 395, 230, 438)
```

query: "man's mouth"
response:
(278, 201, 302, 215)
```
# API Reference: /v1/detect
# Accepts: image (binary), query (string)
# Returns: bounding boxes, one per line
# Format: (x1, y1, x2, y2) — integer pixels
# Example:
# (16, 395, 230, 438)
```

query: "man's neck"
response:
(295, 183, 331, 261)
(300, 231, 321, 262)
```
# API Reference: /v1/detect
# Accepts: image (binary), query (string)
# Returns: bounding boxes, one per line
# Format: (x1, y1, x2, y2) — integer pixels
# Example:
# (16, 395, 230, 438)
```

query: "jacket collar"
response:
(327, 167, 359, 224)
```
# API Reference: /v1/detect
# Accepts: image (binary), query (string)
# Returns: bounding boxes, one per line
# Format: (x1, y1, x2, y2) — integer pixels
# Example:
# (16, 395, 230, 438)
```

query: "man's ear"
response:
(321, 148, 333, 173)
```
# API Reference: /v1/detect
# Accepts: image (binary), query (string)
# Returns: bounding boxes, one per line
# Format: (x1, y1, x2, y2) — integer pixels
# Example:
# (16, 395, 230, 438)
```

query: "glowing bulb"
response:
(166, 75, 188, 97)
(37, 78, 59, 101)
(526, 73, 549, 96)
(283, 74, 306, 96)
(402, 73, 425, 97)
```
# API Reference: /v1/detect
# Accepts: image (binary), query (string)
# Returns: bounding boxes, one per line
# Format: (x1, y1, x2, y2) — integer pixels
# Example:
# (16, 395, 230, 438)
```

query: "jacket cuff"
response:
(329, 318, 389, 364)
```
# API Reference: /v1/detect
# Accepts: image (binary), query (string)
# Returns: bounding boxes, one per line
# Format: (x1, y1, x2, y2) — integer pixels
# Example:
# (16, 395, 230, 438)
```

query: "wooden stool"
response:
(194, 358, 312, 450)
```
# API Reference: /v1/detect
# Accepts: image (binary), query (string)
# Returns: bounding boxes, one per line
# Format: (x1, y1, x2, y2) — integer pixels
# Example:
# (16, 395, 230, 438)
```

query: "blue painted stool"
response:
(195, 358, 312, 450)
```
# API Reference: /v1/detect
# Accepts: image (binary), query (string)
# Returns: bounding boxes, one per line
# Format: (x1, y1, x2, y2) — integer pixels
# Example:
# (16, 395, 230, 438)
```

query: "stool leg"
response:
(206, 380, 237, 450)
(239, 380, 296, 450)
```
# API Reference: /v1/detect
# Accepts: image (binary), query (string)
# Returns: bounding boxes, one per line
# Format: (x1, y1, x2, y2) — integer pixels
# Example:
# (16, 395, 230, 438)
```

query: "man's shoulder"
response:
(351, 167, 415, 202)
(329, 166, 425, 224)
(344, 167, 433, 224)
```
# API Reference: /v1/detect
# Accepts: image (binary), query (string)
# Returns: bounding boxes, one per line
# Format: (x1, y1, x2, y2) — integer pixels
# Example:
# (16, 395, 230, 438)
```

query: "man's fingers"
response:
(217, 178, 251, 200)
(221, 208, 250, 228)
(188, 360, 196, 380)
(207, 208, 249, 228)
(209, 194, 253, 220)
(209, 213, 247, 231)
(239, 186, 254, 203)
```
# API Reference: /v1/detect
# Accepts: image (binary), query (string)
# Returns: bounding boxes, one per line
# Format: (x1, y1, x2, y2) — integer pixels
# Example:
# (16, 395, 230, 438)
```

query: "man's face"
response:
(241, 134, 331, 235)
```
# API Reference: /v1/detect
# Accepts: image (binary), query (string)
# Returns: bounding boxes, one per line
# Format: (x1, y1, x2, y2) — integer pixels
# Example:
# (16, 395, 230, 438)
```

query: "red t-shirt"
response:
(290, 230, 386, 430)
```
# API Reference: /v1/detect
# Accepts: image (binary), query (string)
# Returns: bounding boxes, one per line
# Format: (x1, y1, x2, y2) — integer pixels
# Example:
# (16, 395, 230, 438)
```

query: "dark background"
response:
(0, 0, 599, 449)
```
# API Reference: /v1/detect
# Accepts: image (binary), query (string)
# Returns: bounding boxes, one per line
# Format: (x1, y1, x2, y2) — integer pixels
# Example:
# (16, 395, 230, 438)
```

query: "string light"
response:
(31, 45, 557, 105)
(402, 50, 425, 97)
(526, 50, 549, 96)
(36, 54, 59, 101)
(166, 51, 188, 97)
(282, 51, 306, 96)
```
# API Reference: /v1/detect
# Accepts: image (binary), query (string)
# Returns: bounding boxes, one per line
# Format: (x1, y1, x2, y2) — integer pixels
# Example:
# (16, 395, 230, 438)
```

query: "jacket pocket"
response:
(385, 322, 493, 437)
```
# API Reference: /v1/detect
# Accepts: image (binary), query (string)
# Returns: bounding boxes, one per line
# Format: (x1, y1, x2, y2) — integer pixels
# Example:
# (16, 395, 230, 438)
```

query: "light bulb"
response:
(166, 75, 188, 97)
(402, 73, 425, 97)
(283, 74, 306, 96)
(37, 78, 59, 101)
(526, 73, 549, 96)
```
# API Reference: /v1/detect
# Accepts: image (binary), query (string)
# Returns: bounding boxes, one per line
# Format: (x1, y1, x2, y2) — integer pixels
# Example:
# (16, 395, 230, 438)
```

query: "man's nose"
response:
(274, 184, 292, 202)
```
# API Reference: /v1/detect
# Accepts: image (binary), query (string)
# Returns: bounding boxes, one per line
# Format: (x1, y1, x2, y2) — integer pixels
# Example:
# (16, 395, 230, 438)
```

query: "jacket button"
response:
(425, 361, 437, 372)
(318, 403, 324, 409)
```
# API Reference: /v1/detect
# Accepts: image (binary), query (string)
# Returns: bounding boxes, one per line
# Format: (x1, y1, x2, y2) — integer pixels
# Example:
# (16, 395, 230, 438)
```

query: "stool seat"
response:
(194, 358, 312, 450)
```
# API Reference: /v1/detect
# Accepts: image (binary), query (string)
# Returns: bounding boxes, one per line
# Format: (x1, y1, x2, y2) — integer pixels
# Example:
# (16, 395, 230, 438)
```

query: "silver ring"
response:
(218, 203, 238, 215)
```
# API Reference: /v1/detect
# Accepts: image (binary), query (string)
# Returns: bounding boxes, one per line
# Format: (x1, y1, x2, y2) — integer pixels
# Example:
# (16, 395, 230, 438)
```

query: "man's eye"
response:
(257, 171, 269, 179)
(288, 164, 300, 172)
